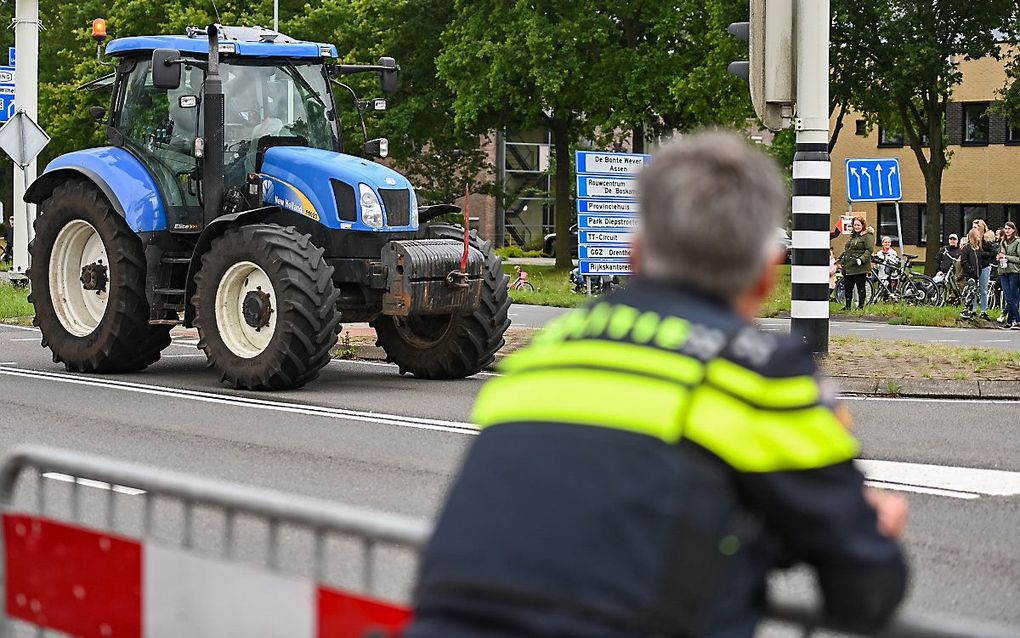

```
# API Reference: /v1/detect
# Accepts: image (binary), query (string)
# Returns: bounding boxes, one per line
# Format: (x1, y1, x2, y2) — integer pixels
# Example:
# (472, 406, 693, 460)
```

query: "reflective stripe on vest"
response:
(471, 304, 859, 473)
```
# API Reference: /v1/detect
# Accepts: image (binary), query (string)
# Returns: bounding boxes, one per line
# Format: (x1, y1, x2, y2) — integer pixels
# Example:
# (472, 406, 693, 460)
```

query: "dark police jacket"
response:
(408, 279, 907, 638)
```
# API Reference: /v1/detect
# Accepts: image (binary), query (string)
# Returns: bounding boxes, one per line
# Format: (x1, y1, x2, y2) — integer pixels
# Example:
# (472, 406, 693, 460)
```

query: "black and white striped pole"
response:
(789, 0, 830, 353)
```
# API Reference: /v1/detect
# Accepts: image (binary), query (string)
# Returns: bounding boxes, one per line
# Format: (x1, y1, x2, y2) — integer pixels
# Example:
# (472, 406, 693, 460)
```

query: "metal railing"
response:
(2, 445, 1018, 638)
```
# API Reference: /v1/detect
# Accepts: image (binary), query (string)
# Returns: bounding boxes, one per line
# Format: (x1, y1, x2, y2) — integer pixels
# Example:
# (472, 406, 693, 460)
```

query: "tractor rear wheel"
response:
(371, 223, 511, 378)
(192, 224, 341, 390)
(28, 181, 171, 372)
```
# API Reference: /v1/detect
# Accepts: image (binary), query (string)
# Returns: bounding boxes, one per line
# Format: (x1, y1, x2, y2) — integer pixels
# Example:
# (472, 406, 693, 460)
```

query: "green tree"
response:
(438, 0, 617, 268)
(831, 0, 1012, 274)
(593, 0, 750, 152)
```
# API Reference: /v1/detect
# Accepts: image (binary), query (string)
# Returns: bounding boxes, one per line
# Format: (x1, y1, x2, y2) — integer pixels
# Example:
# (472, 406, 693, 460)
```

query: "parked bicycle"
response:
(508, 265, 535, 292)
(869, 252, 941, 306)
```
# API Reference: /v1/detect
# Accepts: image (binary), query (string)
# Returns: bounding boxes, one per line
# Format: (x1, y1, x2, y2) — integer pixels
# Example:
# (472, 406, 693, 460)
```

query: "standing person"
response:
(997, 221, 1020, 329)
(961, 228, 990, 319)
(829, 248, 839, 297)
(971, 220, 995, 320)
(2, 216, 12, 263)
(408, 133, 908, 638)
(873, 236, 900, 285)
(935, 233, 961, 282)
(840, 216, 874, 310)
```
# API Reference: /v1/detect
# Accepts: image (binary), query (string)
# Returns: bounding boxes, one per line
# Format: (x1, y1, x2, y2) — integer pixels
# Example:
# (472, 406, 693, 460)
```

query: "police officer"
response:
(407, 132, 908, 638)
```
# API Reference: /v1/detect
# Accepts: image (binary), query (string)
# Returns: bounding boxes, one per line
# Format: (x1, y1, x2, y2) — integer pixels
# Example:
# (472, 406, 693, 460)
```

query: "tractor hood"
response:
(259, 146, 418, 232)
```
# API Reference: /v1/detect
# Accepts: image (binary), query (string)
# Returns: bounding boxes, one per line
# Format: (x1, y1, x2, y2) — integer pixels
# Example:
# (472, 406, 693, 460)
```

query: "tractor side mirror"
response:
(378, 57, 399, 95)
(152, 49, 182, 90)
(364, 138, 389, 159)
(89, 105, 106, 123)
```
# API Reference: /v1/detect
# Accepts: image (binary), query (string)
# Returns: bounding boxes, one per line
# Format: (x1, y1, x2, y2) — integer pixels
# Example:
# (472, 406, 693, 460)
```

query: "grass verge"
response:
(503, 264, 589, 308)
(0, 282, 33, 322)
(822, 336, 1020, 380)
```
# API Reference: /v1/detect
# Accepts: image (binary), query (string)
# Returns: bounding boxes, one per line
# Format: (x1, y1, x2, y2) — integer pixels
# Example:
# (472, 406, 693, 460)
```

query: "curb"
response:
(826, 376, 1020, 400)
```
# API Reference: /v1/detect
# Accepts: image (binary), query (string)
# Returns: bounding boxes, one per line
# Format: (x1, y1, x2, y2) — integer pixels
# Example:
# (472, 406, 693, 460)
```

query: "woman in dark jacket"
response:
(960, 228, 996, 319)
(839, 217, 874, 310)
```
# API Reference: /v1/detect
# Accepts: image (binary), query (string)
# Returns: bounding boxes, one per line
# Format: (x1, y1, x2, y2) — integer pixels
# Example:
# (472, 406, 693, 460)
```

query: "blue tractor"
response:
(25, 25, 510, 390)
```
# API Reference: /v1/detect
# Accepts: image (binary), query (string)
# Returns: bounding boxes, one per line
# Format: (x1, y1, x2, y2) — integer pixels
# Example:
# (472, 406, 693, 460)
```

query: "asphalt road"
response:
(509, 303, 1020, 349)
(1, 322, 1019, 633)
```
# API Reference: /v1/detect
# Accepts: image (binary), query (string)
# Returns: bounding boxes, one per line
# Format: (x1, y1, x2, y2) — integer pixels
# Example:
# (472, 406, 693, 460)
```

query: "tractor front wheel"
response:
(193, 224, 341, 390)
(371, 223, 511, 378)
(28, 181, 171, 372)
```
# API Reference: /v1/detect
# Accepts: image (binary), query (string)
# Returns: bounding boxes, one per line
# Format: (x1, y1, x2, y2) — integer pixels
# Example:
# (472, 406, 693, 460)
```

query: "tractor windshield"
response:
(221, 61, 339, 182)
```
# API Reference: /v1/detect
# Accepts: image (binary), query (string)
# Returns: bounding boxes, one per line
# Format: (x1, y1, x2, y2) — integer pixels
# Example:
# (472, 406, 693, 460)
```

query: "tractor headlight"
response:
(359, 184, 383, 228)
(410, 189, 419, 227)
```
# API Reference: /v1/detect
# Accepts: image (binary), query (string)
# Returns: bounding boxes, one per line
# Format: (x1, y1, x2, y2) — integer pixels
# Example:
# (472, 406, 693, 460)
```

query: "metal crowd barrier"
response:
(0, 445, 1017, 637)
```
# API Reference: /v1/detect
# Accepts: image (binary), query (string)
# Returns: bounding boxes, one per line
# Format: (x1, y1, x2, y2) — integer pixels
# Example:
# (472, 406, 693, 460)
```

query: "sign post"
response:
(574, 151, 650, 288)
(11, 0, 40, 282)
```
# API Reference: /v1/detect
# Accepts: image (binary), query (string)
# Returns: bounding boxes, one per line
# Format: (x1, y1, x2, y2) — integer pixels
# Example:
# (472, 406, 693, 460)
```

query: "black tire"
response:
(547, 239, 557, 258)
(371, 223, 511, 378)
(28, 180, 171, 373)
(192, 224, 341, 390)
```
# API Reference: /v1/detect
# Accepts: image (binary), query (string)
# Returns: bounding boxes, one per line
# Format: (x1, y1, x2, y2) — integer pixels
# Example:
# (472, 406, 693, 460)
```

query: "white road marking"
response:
(857, 459, 1020, 498)
(863, 479, 979, 500)
(0, 361, 16, 365)
(42, 471, 146, 496)
(932, 339, 959, 343)
(841, 395, 1020, 405)
(981, 340, 1011, 343)
(9, 337, 38, 341)
(0, 323, 38, 332)
(846, 328, 876, 331)
(0, 366, 478, 436)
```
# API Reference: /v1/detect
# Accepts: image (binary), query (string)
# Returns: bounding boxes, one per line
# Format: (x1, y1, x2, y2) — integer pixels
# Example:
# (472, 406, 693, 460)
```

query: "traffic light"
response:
(728, 0, 796, 131)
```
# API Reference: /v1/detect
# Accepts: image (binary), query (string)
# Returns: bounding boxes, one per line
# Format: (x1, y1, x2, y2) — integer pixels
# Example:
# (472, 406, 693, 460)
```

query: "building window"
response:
(855, 120, 867, 136)
(962, 205, 988, 237)
(963, 103, 990, 144)
(1008, 122, 1020, 144)
(878, 127, 903, 147)
(918, 204, 945, 245)
(1006, 204, 1020, 226)
(877, 204, 899, 244)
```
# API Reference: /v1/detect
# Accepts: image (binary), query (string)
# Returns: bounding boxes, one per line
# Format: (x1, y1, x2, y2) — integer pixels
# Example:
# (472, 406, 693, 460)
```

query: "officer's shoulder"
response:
(720, 327, 816, 379)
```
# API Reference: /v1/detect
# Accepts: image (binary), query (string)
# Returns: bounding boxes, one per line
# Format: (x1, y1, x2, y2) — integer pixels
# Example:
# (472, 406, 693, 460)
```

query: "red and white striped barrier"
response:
(3, 513, 411, 638)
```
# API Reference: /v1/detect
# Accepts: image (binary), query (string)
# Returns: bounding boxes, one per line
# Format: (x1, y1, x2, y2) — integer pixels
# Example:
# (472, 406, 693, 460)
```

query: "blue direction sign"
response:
(579, 230, 632, 245)
(578, 214, 637, 231)
(577, 175, 638, 200)
(846, 158, 901, 202)
(577, 199, 639, 214)
(8, 48, 14, 67)
(575, 151, 650, 176)
(580, 244, 631, 260)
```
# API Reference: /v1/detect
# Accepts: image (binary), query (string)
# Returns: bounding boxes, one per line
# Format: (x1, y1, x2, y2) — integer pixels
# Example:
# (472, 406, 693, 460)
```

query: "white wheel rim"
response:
(48, 220, 110, 337)
(214, 261, 277, 359)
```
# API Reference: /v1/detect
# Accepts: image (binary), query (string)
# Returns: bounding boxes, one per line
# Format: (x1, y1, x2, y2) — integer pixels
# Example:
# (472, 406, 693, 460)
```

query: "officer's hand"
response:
(864, 487, 908, 539)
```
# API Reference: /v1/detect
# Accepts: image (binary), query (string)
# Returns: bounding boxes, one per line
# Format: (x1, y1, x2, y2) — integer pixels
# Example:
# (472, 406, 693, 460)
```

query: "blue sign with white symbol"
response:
(0, 94, 15, 124)
(846, 158, 902, 202)
(8, 48, 14, 67)
(577, 175, 638, 200)
(575, 151, 650, 176)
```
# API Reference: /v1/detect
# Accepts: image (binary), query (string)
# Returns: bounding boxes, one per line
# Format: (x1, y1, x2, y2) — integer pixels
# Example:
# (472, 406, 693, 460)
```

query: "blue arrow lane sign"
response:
(846, 158, 902, 202)
(577, 175, 638, 200)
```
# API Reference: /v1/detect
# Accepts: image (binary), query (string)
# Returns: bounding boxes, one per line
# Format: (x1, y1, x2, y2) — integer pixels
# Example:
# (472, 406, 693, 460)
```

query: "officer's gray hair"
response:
(637, 132, 786, 299)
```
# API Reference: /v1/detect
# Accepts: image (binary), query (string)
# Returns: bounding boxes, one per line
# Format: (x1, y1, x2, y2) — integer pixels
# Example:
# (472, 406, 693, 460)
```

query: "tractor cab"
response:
(94, 25, 400, 234)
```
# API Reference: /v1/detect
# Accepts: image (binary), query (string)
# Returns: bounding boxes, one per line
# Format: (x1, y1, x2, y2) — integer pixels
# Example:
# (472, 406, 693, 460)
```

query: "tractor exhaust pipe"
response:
(203, 24, 225, 228)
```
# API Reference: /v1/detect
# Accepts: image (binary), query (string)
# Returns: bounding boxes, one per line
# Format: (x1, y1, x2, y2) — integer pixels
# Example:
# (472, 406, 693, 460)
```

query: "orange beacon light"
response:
(91, 18, 108, 43)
